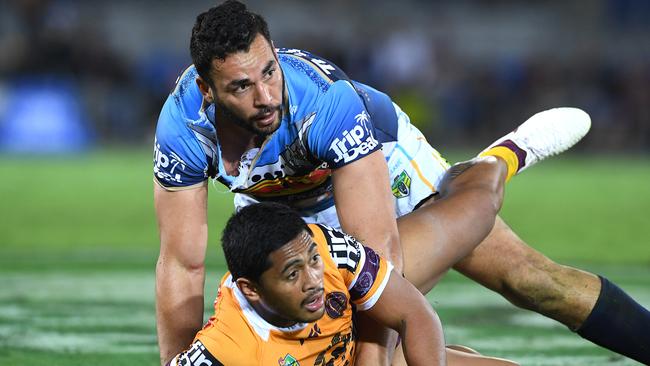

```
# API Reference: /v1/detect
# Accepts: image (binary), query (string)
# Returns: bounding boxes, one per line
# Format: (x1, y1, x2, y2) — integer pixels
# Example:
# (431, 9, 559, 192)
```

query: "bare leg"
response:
(391, 157, 596, 365)
(445, 347, 520, 366)
(397, 157, 507, 294)
(392, 344, 519, 366)
(395, 153, 600, 328)
(354, 157, 509, 365)
(453, 218, 600, 329)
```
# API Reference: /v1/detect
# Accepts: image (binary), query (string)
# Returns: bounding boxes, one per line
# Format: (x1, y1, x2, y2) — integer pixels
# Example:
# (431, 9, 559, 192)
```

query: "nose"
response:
(254, 83, 272, 107)
(303, 265, 321, 291)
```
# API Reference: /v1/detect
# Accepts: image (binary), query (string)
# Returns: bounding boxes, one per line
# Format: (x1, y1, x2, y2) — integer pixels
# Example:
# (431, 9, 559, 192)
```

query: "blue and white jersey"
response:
(154, 49, 406, 214)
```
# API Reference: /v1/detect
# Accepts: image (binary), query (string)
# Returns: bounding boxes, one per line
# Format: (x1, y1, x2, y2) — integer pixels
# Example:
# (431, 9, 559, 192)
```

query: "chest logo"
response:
(325, 292, 348, 319)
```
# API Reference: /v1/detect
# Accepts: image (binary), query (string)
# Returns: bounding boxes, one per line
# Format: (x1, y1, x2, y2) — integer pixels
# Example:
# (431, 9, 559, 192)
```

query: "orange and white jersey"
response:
(168, 224, 393, 366)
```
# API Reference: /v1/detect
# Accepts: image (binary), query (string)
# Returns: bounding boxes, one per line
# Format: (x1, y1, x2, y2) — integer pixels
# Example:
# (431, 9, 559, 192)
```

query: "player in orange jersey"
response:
(169, 154, 521, 366)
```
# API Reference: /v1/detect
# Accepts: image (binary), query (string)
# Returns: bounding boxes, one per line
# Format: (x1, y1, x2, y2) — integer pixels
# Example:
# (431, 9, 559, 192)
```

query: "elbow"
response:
(156, 253, 206, 277)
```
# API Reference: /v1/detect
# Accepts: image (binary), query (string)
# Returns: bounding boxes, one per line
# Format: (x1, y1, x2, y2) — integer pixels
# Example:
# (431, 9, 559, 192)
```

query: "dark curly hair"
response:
(221, 202, 312, 283)
(190, 0, 272, 85)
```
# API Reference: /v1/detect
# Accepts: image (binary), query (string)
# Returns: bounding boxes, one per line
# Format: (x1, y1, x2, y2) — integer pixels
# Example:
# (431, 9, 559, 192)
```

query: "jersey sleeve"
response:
(306, 80, 381, 169)
(153, 92, 210, 190)
(167, 339, 225, 366)
(315, 224, 394, 311)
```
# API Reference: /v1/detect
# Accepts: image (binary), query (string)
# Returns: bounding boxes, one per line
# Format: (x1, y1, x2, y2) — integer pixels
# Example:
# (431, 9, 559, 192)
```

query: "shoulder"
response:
(193, 276, 259, 363)
(308, 224, 392, 311)
(306, 81, 380, 167)
(154, 65, 212, 189)
(170, 275, 256, 365)
(309, 224, 363, 274)
(278, 48, 350, 91)
(279, 48, 355, 119)
(168, 65, 204, 120)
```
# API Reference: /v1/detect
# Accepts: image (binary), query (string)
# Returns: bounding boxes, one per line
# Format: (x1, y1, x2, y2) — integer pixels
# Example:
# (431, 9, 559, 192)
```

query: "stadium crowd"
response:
(0, 0, 648, 150)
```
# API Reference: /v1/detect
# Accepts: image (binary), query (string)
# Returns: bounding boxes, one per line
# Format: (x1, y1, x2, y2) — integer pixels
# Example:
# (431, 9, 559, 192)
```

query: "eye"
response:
(263, 68, 276, 80)
(310, 253, 321, 264)
(287, 270, 298, 280)
(234, 84, 250, 94)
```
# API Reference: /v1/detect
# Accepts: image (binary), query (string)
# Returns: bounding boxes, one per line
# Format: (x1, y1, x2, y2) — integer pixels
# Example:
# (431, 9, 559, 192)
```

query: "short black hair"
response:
(190, 0, 272, 84)
(221, 202, 312, 282)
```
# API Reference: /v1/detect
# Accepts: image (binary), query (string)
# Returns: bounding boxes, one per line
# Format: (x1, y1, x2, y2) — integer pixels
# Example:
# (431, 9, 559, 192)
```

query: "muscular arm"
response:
(332, 150, 402, 270)
(332, 150, 402, 364)
(366, 270, 446, 366)
(154, 182, 209, 365)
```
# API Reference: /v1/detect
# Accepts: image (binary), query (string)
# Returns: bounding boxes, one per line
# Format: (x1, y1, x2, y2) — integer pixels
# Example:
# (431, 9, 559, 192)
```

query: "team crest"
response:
(325, 292, 348, 319)
(278, 353, 300, 366)
(391, 170, 411, 198)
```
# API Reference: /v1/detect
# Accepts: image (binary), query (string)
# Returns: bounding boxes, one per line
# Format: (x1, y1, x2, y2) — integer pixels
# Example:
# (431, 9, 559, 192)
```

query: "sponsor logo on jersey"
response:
(153, 138, 187, 184)
(391, 170, 411, 198)
(328, 110, 378, 164)
(176, 340, 222, 366)
(278, 353, 300, 366)
(322, 226, 361, 273)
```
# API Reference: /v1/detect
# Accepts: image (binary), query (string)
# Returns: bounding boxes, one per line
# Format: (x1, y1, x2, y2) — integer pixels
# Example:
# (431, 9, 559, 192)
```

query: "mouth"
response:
(254, 109, 278, 127)
(302, 290, 324, 312)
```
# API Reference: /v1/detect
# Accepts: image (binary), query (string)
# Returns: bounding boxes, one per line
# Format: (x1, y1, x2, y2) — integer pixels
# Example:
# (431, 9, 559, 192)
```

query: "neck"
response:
(250, 300, 298, 329)
(216, 111, 264, 176)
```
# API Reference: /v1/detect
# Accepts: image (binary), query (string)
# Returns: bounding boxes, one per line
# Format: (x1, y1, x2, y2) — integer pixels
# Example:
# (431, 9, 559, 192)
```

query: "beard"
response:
(216, 100, 283, 138)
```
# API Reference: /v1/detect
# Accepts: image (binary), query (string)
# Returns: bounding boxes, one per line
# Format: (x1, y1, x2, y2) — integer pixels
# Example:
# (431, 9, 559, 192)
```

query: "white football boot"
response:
(481, 107, 591, 174)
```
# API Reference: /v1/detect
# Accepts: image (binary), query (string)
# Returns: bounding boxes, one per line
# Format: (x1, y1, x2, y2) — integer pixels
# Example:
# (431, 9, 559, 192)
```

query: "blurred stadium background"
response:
(0, 0, 648, 365)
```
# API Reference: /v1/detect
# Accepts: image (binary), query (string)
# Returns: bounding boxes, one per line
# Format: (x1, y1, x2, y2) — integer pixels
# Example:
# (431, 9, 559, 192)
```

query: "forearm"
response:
(156, 259, 206, 365)
(333, 151, 403, 271)
(368, 272, 447, 366)
(154, 184, 209, 364)
(400, 301, 446, 366)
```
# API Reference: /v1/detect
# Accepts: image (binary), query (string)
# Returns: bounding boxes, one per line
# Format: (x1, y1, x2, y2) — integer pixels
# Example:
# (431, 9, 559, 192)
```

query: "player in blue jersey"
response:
(153, 1, 650, 365)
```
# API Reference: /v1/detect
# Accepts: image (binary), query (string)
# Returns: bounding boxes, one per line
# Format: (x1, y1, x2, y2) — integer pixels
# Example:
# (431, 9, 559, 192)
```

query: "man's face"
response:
(254, 230, 325, 326)
(208, 33, 284, 136)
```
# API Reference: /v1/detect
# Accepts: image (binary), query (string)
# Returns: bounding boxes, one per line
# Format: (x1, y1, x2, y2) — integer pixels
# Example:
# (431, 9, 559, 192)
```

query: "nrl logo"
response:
(278, 353, 300, 366)
(391, 170, 411, 198)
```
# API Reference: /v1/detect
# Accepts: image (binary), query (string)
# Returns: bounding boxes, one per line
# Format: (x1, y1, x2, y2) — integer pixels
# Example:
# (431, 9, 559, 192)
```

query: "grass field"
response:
(0, 149, 649, 365)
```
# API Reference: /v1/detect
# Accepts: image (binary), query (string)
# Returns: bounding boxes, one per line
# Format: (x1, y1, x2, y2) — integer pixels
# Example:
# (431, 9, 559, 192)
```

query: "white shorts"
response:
(298, 103, 450, 229)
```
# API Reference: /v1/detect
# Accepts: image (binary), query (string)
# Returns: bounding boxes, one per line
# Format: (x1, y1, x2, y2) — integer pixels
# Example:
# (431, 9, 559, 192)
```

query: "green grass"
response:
(498, 156, 650, 264)
(0, 149, 649, 365)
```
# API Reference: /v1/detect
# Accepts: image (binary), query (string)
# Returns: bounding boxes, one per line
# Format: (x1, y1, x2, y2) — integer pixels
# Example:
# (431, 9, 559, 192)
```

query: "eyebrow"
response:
(281, 242, 317, 275)
(261, 60, 276, 75)
(227, 60, 276, 89)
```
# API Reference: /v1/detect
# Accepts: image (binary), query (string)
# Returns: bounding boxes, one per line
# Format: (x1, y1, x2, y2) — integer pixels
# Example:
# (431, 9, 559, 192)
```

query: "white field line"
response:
(0, 270, 221, 354)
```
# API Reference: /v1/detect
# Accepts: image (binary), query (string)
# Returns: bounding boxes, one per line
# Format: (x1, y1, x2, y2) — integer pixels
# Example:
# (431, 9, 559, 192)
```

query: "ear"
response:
(196, 76, 215, 104)
(236, 278, 261, 302)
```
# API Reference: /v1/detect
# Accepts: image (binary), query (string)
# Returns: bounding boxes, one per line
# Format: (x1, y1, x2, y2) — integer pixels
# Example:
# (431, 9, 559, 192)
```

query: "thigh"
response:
(398, 190, 498, 294)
